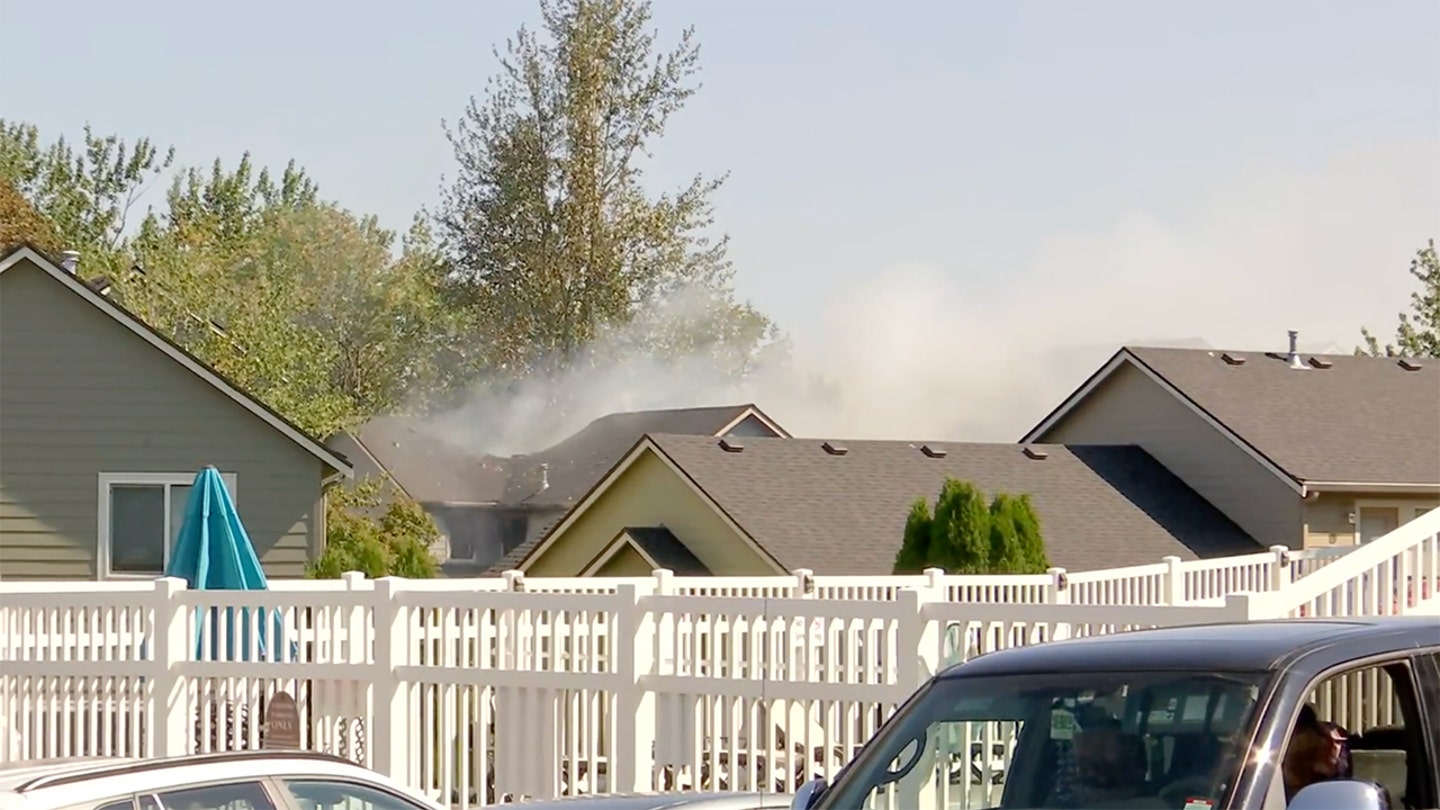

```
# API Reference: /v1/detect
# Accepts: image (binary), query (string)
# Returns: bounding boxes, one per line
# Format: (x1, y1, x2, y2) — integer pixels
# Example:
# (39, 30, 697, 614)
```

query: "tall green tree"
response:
(436, 0, 777, 386)
(893, 497, 934, 575)
(1362, 239, 1440, 358)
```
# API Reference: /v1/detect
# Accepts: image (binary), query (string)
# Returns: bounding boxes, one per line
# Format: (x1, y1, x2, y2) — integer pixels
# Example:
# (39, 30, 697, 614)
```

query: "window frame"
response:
(1352, 499, 1439, 544)
(271, 777, 436, 810)
(96, 472, 238, 580)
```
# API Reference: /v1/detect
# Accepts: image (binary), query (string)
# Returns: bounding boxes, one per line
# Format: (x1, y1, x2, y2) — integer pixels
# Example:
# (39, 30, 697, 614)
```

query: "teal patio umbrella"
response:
(166, 466, 290, 662)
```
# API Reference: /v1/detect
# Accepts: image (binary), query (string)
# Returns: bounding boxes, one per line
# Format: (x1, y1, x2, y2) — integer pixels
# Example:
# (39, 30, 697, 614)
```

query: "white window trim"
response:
(97, 472, 239, 580)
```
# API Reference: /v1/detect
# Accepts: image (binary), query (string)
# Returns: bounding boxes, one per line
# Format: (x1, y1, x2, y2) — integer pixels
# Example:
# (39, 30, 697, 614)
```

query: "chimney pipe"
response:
(1286, 330, 1305, 370)
(538, 462, 549, 492)
(59, 250, 80, 276)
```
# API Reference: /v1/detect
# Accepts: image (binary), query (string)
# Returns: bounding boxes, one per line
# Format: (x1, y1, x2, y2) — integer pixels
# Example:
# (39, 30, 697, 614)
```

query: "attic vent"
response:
(718, 437, 745, 453)
(1398, 358, 1424, 372)
(920, 444, 947, 459)
(1221, 352, 1246, 366)
(1022, 446, 1049, 461)
(821, 441, 848, 456)
(1307, 356, 1334, 369)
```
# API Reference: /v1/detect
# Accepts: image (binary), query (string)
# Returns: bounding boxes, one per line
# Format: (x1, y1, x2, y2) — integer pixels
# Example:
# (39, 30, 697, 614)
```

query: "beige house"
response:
(510, 434, 1261, 577)
(0, 245, 353, 580)
(1021, 343, 1440, 551)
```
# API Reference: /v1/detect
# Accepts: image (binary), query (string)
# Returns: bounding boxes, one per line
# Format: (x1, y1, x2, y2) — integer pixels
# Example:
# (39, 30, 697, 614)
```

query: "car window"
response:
(280, 780, 429, 810)
(151, 782, 276, 810)
(95, 799, 136, 810)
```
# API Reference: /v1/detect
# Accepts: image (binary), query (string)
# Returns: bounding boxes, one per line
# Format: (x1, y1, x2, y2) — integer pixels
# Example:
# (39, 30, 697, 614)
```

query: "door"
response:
(1358, 507, 1400, 544)
(1411, 651, 1440, 810)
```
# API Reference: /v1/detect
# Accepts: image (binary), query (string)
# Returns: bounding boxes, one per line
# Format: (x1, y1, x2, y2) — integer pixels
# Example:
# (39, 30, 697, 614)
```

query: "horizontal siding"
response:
(0, 259, 321, 580)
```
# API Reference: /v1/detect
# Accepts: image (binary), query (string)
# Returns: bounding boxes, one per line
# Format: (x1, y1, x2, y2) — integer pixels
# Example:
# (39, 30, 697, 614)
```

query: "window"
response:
(1276, 660, 1437, 810)
(150, 782, 275, 810)
(94, 799, 136, 810)
(281, 780, 429, 810)
(97, 472, 237, 578)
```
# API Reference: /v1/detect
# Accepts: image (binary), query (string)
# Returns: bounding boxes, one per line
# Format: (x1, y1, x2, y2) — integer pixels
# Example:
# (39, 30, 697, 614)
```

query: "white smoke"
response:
(422, 138, 1440, 455)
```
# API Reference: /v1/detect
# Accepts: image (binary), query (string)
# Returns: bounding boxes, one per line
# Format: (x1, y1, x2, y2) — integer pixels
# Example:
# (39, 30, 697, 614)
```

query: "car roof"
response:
(938, 617, 1440, 679)
(0, 751, 431, 810)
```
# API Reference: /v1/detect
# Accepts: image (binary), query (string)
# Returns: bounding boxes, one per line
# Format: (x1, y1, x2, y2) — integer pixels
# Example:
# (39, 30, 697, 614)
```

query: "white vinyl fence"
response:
(0, 512, 1434, 809)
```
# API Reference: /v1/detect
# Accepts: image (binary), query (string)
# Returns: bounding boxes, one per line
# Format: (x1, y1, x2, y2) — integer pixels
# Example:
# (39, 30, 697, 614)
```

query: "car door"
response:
(1409, 650, 1440, 810)
(266, 777, 442, 810)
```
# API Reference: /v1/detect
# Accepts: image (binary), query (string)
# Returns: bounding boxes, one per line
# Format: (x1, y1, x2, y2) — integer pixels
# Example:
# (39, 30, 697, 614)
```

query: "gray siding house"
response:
(0, 245, 354, 580)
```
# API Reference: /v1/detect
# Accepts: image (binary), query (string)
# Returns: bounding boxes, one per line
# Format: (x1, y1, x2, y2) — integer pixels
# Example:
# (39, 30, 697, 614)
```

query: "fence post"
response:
(896, 583, 944, 692)
(1163, 556, 1184, 605)
(149, 576, 191, 758)
(612, 581, 658, 794)
(370, 577, 411, 788)
(1269, 546, 1293, 591)
(1046, 568, 1071, 642)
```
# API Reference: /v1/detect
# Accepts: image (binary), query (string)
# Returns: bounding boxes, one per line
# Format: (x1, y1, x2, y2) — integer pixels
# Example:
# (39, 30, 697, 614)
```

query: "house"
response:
(1021, 341, 1440, 550)
(331, 404, 789, 574)
(505, 433, 1261, 577)
(0, 245, 354, 580)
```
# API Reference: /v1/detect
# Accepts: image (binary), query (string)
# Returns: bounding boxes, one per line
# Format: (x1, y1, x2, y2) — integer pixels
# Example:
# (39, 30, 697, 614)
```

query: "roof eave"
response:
(1302, 481, 1440, 496)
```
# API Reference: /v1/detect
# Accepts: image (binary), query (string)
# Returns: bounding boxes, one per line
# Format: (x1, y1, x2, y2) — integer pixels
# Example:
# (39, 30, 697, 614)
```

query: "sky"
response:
(2, 0, 1438, 447)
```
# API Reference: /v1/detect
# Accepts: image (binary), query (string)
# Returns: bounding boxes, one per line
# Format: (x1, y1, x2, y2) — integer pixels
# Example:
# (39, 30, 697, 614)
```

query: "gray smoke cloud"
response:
(421, 138, 1440, 456)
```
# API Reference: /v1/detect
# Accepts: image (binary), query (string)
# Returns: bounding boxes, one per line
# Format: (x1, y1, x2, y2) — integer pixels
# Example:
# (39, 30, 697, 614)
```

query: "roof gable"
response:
(0, 244, 353, 477)
(1024, 345, 1440, 488)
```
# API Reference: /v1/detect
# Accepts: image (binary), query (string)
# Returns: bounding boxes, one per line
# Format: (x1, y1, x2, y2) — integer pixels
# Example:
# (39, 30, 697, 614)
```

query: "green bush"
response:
(309, 477, 439, 579)
(892, 478, 1050, 575)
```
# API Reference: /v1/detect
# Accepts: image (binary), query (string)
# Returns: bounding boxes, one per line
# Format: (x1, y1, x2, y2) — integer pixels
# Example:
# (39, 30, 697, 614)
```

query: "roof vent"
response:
(59, 250, 79, 276)
(1307, 356, 1333, 369)
(718, 437, 744, 453)
(920, 444, 947, 458)
(821, 441, 848, 456)
(129, 262, 146, 277)
(1286, 330, 1306, 370)
(1022, 446, 1049, 461)
(1398, 358, 1424, 372)
(89, 275, 113, 297)
(1220, 352, 1246, 366)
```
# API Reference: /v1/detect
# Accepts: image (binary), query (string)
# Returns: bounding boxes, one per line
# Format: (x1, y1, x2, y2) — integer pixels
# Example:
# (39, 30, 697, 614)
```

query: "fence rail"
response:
(0, 516, 1433, 808)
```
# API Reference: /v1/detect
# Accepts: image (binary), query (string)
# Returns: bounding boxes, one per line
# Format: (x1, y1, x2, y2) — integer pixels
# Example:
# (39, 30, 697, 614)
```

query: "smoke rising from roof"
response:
(420, 139, 1439, 456)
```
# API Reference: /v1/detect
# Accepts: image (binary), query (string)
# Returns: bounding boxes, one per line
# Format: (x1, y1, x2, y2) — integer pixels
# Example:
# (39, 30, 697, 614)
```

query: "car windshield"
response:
(816, 670, 1270, 810)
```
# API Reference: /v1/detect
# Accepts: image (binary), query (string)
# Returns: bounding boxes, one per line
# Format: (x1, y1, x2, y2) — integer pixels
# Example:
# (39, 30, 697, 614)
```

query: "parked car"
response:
(0, 750, 445, 810)
(791, 617, 1440, 810)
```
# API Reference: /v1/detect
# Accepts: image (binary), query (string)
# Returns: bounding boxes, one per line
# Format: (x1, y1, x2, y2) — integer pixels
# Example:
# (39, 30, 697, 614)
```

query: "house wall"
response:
(1304, 493, 1440, 548)
(523, 450, 777, 577)
(1037, 361, 1304, 549)
(0, 258, 323, 579)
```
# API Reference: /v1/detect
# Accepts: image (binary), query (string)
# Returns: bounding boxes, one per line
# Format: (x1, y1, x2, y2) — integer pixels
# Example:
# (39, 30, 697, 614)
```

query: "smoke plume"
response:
(422, 139, 1440, 456)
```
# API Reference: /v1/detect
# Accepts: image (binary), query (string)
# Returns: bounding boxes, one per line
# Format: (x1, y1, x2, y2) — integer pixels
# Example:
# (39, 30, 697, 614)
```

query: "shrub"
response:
(893, 478, 1050, 575)
(309, 477, 439, 579)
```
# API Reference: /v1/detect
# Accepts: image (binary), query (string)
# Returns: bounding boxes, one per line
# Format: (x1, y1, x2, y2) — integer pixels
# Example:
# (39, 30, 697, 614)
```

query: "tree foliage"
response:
(0, 177, 62, 253)
(893, 479, 1051, 575)
(436, 0, 777, 388)
(309, 478, 441, 579)
(1362, 239, 1440, 358)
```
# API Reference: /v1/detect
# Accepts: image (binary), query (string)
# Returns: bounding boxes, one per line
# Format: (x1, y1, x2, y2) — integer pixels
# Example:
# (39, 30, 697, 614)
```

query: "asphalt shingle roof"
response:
(1125, 347, 1440, 485)
(350, 415, 509, 504)
(645, 434, 1262, 574)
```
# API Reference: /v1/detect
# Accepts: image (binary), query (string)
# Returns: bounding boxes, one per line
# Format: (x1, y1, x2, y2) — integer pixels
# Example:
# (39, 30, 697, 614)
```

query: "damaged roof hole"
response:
(822, 441, 848, 456)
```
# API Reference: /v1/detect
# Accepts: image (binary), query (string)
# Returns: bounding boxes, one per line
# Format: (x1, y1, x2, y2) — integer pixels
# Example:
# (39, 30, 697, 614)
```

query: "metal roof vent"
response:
(1286, 330, 1307, 370)
(1398, 358, 1424, 372)
(1022, 446, 1049, 461)
(920, 444, 947, 458)
(718, 437, 744, 453)
(821, 441, 848, 456)
(1221, 352, 1246, 366)
(1307, 356, 1333, 369)
(59, 250, 79, 275)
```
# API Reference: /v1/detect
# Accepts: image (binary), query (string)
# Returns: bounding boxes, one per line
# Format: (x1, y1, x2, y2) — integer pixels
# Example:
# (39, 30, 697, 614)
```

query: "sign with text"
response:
(263, 691, 301, 749)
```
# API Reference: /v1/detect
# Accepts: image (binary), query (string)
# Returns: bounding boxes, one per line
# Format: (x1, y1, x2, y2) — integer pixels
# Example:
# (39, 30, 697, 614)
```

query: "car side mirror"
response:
(1288, 780, 1387, 810)
(792, 777, 826, 810)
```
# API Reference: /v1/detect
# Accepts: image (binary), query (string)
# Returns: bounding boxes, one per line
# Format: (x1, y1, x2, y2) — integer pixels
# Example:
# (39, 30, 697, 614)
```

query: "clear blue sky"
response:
(3, 0, 1438, 442)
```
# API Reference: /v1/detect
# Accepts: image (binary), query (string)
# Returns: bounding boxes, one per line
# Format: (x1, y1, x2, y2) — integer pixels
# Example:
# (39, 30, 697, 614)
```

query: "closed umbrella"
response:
(166, 466, 288, 662)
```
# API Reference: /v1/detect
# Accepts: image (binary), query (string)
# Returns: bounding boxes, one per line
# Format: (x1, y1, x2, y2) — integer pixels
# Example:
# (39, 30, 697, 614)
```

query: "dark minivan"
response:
(793, 617, 1440, 810)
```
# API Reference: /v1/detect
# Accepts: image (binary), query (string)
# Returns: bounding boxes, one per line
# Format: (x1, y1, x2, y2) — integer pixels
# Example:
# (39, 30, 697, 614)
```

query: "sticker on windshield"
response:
(1181, 799, 1213, 810)
(1050, 709, 1076, 740)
